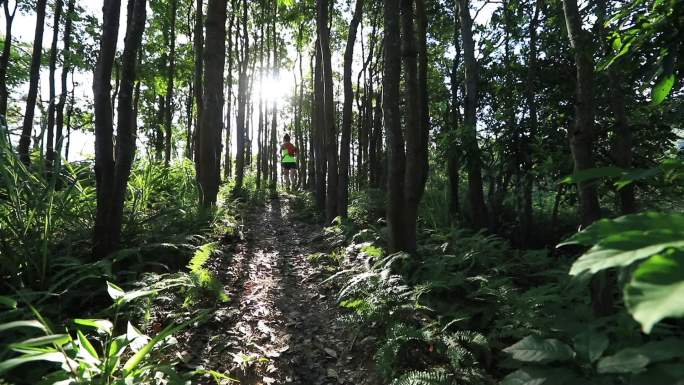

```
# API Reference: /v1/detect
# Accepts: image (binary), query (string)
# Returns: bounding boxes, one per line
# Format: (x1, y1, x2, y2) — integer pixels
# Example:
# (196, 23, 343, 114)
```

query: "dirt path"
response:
(191, 196, 376, 385)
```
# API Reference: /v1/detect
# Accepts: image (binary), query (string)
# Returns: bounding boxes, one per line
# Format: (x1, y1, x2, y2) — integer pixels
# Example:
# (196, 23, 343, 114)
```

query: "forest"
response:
(0, 0, 683, 383)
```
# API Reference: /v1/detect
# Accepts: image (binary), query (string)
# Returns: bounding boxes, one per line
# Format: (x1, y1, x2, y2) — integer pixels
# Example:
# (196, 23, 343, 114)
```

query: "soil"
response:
(176, 195, 378, 385)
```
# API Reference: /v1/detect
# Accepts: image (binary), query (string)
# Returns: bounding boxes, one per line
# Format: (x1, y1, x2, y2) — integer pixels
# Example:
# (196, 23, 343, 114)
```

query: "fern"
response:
(391, 369, 454, 385)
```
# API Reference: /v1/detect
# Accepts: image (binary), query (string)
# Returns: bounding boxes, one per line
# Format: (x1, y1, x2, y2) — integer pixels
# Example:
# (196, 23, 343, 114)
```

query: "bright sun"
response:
(256, 73, 295, 104)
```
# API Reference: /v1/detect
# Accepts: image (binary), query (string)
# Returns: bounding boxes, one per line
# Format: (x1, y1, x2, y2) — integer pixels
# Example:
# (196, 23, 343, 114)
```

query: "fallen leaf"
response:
(324, 348, 338, 358)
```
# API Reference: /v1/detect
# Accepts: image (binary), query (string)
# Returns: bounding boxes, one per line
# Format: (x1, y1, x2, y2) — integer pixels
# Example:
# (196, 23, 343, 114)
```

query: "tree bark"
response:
(193, 0, 204, 175)
(163, 0, 177, 166)
(0, 0, 18, 119)
(233, 0, 248, 192)
(198, 0, 226, 205)
(384, 0, 406, 252)
(339, 0, 364, 217)
(18, 0, 48, 164)
(93, 0, 122, 256)
(56, 0, 75, 161)
(457, 0, 488, 229)
(520, 0, 541, 244)
(224, 0, 235, 180)
(562, 0, 601, 227)
(317, 0, 338, 222)
(313, 42, 326, 210)
(269, 1, 279, 190)
(563, 0, 608, 317)
(45, 0, 63, 170)
(110, 0, 147, 250)
(448, 4, 462, 221)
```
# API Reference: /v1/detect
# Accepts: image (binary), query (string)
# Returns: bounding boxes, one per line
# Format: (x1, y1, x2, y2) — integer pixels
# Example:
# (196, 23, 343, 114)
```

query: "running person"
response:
(281, 134, 298, 190)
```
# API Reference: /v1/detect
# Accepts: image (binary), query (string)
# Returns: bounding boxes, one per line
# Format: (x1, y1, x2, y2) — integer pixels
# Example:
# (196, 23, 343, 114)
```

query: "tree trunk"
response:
(317, 0, 338, 222)
(233, 0, 248, 192)
(563, 0, 608, 317)
(224, 1, 235, 180)
(269, 2, 279, 190)
(92, 0, 122, 256)
(0, 0, 18, 119)
(339, 0, 365, 217)
(313, 42, 326, 210)
(562, 0, 601, 227)
(198, 0, 226, 205)
(163, 0, 177, 166)
(110, 0, 147, 250)
(45, 0, 63, 170)
(520, 0, 541, 245)
(448, 4, 462, 221)
(56, 0, 75, 160)
(457, 0, 488, 229)
(193, 0, 204, 176)
(384, 0, 406, 252)
(18, 0, 48, 165)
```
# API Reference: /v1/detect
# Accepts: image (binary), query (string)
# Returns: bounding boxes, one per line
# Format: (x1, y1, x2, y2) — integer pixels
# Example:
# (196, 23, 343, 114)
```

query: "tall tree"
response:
(457, 0, 489, 229)
(317, 0, 338, 222)
(561, 0, 601, 226)
(92, 0, 122, 256)
(93, 0, 147, 255)
(46, 0, 64, 169)
(56, 0, 75, 159)
(517, 0, 542, 243)
(17, 0, 48, 164)
(109, 0, 148, 253)
(0, 0, 18, 119)
(339, 0, 364, 217)
(164, 0, 178, 166)
(447, 3, 462, 220)
(224, 0, 235, 180)
(384, 0, 406, 252)
(198, 0, 226, 205)
(192, 0, 204, 173)
(562, 0, 609, 317)
(234, 0, 249, 192)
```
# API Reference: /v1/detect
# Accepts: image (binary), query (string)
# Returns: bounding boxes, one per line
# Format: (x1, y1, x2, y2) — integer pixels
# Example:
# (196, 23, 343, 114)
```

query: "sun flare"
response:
(256, 73, 295, 104)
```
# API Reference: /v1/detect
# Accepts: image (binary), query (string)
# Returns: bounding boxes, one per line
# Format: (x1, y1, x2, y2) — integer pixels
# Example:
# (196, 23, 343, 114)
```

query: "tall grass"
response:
(0, 127, 95, 290)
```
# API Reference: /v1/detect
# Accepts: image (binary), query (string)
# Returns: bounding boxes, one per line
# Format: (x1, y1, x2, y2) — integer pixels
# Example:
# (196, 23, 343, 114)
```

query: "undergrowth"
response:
(319, 187, 684, 385)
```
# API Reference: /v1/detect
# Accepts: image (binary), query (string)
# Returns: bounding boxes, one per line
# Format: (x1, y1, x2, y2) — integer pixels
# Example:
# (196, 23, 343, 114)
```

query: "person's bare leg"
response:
(288, 168, 297, 190)
(283, 168, 289, 189)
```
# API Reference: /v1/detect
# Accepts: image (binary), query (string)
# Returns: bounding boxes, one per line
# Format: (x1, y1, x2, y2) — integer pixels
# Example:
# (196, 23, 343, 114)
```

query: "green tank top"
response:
(282, 148, 296, 163)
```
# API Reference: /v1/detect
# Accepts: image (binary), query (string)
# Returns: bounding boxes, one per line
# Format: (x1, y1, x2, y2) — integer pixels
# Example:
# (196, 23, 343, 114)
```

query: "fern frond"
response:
(391, 369, 455, 385)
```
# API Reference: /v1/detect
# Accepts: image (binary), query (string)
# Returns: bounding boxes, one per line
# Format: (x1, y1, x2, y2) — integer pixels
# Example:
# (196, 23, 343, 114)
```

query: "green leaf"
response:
(624, 249, 684, 333)
(561, 212, 684, 247)
(0, 352, 66, 375)
(107, 281, 125, 302)
(597, 349, 649, 374)
(614, 167, 663, 189)
(122, 321, 187, 374)
(569, 235, 684, 276)
(77, 330, 100, 363)
(561, 167, 624, 184)
(503, 335, 575, 363)
(74, 318, 114, 335)
(121, 289, 156, 303)
(562, 212, 684, 276)
(572, 330, 608, 363)
(10, 334, 71, 349)
(0, 320, 47, 333)
(651, 73, 675, 105)
(0, 295, 17, 309)
(500, 367, 579, 385)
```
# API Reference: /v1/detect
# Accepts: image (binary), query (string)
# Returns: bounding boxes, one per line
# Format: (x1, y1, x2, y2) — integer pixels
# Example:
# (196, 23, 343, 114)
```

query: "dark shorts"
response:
(282, 163, 297, 170)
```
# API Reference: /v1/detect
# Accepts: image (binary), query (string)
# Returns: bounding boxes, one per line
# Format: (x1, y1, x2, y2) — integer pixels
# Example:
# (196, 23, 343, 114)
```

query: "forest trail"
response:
(191, 196, 376, 385)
